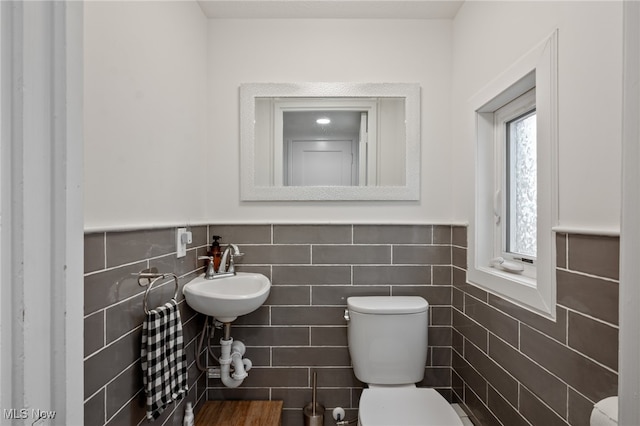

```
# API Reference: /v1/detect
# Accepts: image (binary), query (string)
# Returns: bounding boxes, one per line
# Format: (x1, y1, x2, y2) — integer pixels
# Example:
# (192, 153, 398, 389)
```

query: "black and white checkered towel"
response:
(141, 298, 188, 421)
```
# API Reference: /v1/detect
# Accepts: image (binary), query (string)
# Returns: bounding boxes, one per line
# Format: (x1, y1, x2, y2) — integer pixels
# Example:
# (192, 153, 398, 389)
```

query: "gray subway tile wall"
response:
(84, 224, 619, 426)
(452, 232, 619, 426)
(84, 226, 208, 426)
(208, 224, 454, 425)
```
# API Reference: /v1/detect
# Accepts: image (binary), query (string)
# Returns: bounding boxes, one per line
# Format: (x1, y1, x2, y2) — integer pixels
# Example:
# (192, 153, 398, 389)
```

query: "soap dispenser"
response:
(210, 236, 222, 272)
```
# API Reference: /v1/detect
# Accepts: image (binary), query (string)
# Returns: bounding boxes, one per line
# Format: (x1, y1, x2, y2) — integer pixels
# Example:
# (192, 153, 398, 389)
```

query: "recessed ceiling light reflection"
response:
(316, 118, 331, 125)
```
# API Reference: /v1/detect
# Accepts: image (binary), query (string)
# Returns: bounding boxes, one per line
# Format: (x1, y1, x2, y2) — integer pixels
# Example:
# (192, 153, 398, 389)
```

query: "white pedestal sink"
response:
(183, 272, 271, 322)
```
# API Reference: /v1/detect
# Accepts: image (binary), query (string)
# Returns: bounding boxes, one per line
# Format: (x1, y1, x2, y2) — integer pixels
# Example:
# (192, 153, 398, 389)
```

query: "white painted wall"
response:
(207, 19, 453, 222)
(83, 2, 622, 230)
(84, 1, 209, 230)
(451, 1, 623, 232)
(619, 2, 640, 422)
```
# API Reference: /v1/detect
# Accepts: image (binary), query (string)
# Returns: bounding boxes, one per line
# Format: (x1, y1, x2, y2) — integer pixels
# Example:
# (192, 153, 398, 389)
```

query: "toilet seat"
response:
(358, 387, 463, 426)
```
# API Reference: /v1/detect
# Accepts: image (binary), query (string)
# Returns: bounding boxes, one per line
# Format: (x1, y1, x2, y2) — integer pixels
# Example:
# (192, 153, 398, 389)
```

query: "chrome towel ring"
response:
(135, 267, 180, 315)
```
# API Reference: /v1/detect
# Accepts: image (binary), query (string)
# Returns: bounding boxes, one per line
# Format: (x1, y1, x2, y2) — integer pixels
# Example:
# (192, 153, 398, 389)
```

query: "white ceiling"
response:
(197, 0, 464, 19)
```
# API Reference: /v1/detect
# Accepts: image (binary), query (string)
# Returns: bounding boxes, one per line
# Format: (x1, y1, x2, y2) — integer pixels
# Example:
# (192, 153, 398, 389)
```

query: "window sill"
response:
(477, 265, 537, 289)
(468, 263, 554, 319)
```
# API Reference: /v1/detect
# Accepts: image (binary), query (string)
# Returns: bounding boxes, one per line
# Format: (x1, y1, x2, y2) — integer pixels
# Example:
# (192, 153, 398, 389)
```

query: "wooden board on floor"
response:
(195, 400, 283, 426)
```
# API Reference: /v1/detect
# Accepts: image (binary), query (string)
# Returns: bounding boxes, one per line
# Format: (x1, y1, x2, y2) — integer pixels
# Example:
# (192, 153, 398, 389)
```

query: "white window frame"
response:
(469, 30, 558, 319)
(494, 88, 537, 279)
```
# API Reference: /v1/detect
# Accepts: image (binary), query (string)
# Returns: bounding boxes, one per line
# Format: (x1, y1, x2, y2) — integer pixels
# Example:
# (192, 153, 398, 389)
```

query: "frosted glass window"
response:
(491, 87, 537, 275)
(506, 110, 537, 258)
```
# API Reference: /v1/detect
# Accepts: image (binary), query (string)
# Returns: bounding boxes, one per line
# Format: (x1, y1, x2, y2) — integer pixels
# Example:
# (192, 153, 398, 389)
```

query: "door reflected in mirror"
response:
(255, 97, 406, 188)
(284, 109, 362, 187)
(240, 83, 420, 201)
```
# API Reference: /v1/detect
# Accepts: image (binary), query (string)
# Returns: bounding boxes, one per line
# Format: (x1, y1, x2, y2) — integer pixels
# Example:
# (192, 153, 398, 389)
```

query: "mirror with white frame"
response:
(240, 82, 421, 201)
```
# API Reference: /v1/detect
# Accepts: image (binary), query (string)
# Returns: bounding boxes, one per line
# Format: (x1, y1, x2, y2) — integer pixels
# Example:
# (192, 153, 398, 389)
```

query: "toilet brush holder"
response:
(303, 371, 324, 426)
(303, 402, 324, 426)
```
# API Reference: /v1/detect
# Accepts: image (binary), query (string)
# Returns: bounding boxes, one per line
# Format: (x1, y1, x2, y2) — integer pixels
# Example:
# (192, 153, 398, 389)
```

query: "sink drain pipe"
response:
(219, 322, 252, 388)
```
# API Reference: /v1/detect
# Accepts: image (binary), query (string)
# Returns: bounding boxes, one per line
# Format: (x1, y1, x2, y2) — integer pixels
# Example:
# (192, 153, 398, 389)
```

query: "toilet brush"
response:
(313, 372, 317, 417)
(303, 371, 324, 426)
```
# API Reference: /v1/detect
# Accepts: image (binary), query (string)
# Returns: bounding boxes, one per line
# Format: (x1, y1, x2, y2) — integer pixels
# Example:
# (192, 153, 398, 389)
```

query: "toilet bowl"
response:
(346, 296, 462, 426)
(359, 387, 463, 426)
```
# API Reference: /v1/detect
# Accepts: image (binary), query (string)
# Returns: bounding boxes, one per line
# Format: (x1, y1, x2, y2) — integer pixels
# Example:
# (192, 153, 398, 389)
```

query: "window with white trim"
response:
(468, 30, 558, 319)
(493, 88, 537, 279)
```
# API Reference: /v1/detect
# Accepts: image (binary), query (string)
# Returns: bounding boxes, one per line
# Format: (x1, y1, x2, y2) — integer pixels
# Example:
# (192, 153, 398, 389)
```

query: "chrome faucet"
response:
(219, 244, 244, 274)
(198, 244, 244, 280)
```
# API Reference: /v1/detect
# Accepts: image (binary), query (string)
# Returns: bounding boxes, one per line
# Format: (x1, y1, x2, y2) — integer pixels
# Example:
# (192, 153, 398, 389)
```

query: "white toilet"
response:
(346, 296, 463, 426)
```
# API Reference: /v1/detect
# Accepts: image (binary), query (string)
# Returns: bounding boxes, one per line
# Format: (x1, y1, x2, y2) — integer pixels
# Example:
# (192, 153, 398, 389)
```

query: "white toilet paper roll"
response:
(590, 396, 618, 426)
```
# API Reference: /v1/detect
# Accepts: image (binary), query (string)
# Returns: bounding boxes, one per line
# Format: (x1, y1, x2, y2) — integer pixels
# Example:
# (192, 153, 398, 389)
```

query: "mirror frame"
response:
(240, 82, 421, 201)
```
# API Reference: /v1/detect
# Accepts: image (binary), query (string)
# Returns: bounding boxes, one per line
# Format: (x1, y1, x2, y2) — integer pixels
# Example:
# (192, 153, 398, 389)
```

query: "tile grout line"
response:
(556, 265, 619, 283)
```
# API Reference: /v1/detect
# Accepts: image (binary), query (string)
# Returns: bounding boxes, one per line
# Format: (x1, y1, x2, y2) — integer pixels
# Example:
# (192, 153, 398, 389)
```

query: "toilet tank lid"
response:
(347, 296, 428, 314)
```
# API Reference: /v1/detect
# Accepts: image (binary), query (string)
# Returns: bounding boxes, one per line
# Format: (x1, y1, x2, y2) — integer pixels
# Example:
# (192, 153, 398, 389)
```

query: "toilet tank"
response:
(347, 296, 428, 385)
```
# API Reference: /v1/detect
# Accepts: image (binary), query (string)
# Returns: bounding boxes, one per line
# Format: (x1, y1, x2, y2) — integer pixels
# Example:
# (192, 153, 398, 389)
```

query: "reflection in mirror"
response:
(284, 108, 364, 186)
(256, 97, 405, 187)
(241, 83, 420, 201)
